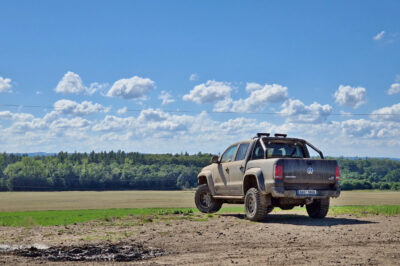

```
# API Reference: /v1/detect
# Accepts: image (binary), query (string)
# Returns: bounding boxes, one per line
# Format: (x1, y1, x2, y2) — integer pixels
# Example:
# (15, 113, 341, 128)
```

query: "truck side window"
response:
(235, 143, 249, 161)
(251, 142, 264, 160)
(220, 145, 238, 163)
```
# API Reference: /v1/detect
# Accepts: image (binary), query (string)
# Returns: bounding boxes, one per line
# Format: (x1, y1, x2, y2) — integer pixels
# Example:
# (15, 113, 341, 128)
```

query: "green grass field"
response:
(0, 205, 399, 227)
(0, 190, 399, 227)
(0, 190, 399, 212)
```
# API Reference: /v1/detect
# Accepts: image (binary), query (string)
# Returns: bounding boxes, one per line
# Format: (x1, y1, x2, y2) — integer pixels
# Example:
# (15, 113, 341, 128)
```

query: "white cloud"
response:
(373, 30, 385, 41)
(371, 103, 400, 122)
(183, 80, 232, 104)
(245, 82, 263, 92)
(92, 115, 135, 132)
(54, 71, 105, 95)
(0, 77, 12, 93)
(158, 91, 175, 105)
(106, 76, 155, 100)
(138, 108, 168, 122)
(388, 83, 400, 95)
(0, 111, 34, 121)
(189, 73, 198, 81)
(54, 99, 110, 116)
(280, 99, 332, 123)
(117, 107, 127, 115)
(334, 85, 366, 108)
(214, 83, 288, 113)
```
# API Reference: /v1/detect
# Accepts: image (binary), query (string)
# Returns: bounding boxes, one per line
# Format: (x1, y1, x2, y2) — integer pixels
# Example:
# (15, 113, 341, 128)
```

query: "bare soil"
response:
(1, 211, 400, 265)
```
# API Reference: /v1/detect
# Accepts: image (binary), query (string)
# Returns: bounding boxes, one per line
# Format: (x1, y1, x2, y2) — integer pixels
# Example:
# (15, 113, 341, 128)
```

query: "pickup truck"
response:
(194, 133, 341, 221)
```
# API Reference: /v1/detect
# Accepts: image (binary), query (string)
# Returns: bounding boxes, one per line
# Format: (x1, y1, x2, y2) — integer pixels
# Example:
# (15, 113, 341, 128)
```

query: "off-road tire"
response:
(306, 198, 330, 219)
(244, 188, 268, 221)
(195, 184, 223, 213)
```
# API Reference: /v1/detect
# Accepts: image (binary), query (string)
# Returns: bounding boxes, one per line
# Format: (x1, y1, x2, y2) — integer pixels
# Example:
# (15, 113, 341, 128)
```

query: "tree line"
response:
(0, 152, 399, 191)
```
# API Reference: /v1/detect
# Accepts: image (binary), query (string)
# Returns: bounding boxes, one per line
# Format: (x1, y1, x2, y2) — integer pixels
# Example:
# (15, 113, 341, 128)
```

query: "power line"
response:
(1, 104, 399, 116)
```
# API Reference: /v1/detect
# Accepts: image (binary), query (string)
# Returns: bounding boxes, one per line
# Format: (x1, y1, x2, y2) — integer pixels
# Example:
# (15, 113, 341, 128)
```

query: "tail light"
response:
(335, 165, 341, 181)
(274, 164, 283, 180)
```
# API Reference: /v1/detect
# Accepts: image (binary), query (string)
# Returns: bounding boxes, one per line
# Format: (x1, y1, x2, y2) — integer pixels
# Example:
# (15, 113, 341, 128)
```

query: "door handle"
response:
(225, 167, 229, 173)
(239, 166, 244, 172)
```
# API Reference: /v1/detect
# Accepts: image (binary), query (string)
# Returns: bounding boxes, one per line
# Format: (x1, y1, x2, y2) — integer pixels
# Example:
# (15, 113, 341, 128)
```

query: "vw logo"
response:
(307, 167, 313, 175)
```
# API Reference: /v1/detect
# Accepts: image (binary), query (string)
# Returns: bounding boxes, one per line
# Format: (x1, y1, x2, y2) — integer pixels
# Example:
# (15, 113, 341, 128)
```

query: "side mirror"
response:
(211, 155, 219, 164)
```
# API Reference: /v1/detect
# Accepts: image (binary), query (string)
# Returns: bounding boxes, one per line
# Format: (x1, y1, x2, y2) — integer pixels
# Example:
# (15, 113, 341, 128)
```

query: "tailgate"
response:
(279, 158, 337, 190)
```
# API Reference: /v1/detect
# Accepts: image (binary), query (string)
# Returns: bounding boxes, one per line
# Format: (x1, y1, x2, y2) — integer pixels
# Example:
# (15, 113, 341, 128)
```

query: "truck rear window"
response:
(251, 141, 306, 159)
(266, 143, 305, 158)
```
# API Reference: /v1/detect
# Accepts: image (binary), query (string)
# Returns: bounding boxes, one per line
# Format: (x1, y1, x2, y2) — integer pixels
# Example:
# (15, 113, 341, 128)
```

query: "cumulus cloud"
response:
(117, 107, 127, 115)
(2, 103, 400, 156)
(280, 99, 332, 123)
(0, 77, 12, 93)
(373, 30, 385, 41)
(245, 82, 263, 92)
(183, 80, 232, 104)
(371, 103, 400, 122)
(138, 108, 168, 122)
(0, 111, 34, 121)
(54, 71, 104, 95)
(54, 99, 110, 116)
(334, 85, 366, 108)
(388, 83, 400, 95)
(92, 115, 135, 132)
(214, 83, 288, 113)
(106, 76, 155, 100)
(189, 73, 198, 81)
(158, 91, 175, 105)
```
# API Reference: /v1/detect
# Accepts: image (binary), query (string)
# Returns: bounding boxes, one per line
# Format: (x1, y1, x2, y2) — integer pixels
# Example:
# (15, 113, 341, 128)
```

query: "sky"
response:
(1, 0, 400, 157)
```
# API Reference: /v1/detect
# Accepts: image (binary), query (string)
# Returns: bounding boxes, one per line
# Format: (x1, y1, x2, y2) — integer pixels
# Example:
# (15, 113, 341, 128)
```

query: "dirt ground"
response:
(1, 211, 400, 265)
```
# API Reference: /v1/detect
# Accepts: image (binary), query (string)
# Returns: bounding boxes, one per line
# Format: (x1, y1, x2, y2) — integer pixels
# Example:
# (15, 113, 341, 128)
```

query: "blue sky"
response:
(1, 1, 400, 156)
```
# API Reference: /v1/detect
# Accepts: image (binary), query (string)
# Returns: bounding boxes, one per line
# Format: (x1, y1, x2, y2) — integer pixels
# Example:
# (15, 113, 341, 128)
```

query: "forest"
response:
(0, 152, 399, 191)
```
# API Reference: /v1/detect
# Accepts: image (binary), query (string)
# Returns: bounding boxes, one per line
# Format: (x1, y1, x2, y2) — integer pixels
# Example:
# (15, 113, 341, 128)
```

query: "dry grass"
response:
(0, 190, 399, 212)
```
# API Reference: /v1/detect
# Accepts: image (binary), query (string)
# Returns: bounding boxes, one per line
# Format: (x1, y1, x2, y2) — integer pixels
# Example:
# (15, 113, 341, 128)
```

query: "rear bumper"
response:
(271, 187, 341, 199)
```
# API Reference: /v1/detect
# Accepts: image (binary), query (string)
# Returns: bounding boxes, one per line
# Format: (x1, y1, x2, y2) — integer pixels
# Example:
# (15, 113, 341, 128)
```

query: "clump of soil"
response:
(12, 243, 166, 262)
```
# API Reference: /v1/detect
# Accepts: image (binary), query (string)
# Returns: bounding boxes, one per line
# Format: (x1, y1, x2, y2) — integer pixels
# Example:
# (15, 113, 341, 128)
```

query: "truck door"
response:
(226, 143, 250, 196)
(212, 144, 238, 195)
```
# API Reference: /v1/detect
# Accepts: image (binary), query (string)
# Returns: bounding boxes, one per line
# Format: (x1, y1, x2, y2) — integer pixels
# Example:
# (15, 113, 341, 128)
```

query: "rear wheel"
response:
(306, 198, 329, 218)
(195, 184, 222, 213)
(244, 188, 268, 221)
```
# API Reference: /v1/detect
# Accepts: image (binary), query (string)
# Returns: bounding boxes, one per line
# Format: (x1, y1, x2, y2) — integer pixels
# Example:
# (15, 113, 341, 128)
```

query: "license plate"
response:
(297, 190, 317, 196)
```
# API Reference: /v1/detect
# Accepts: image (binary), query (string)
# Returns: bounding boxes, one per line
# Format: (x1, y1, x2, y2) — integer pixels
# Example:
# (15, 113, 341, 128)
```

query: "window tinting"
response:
(251, 142, 264, 160)
(235, 143, 249, 161)
(220, 145, 238, 163)
(265, 143, 305, 158)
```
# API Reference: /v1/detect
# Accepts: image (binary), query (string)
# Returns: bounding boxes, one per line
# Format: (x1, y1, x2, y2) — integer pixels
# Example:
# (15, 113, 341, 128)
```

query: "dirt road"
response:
(1, 211, 400, 265)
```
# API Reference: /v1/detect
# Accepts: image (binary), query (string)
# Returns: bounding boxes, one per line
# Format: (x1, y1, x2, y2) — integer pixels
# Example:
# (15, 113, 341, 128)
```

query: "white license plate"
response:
(297, 190, 317, 196)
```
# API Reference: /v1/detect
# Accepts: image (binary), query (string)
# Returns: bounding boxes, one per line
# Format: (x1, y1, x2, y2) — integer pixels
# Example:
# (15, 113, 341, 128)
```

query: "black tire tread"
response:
(306, 198, 330, 219)
(245, 188, 268, 221)
(195, 184, 223, 213)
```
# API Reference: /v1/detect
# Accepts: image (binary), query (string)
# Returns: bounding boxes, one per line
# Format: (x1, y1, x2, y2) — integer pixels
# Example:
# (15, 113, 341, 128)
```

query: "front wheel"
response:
(306, 198, 329, 219)
(195, 184, 222, 213)
(244, 188, 268, 221)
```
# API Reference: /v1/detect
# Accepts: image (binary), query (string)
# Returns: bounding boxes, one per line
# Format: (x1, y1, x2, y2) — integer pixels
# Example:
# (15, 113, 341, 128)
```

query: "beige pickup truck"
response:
(195, 133, 341, 221)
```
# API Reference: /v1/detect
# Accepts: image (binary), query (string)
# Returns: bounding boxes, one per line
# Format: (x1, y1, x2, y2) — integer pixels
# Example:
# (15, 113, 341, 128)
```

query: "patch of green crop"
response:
(0, 205, 398, 227)
(329, 205, 400, 216)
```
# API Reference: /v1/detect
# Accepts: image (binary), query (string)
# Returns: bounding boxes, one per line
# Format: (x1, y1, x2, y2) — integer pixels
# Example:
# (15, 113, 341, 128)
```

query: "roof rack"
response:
(274, 133, 287, 138)
(255, 133, 270, 138)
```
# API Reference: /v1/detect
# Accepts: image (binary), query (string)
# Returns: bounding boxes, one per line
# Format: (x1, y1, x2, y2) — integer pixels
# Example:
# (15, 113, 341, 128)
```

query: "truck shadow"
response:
(221, 213, 377, 226)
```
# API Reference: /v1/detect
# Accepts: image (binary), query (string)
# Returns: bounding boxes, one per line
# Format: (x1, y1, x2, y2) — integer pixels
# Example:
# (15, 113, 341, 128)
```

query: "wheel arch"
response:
(197, 171, 216, 195)
(242, 168, 265, 195)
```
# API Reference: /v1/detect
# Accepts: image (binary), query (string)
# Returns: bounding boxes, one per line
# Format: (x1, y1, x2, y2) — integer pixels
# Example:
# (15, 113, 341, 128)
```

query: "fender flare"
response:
(243, 168, 265, 195)
(197, 171, 216, 195)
